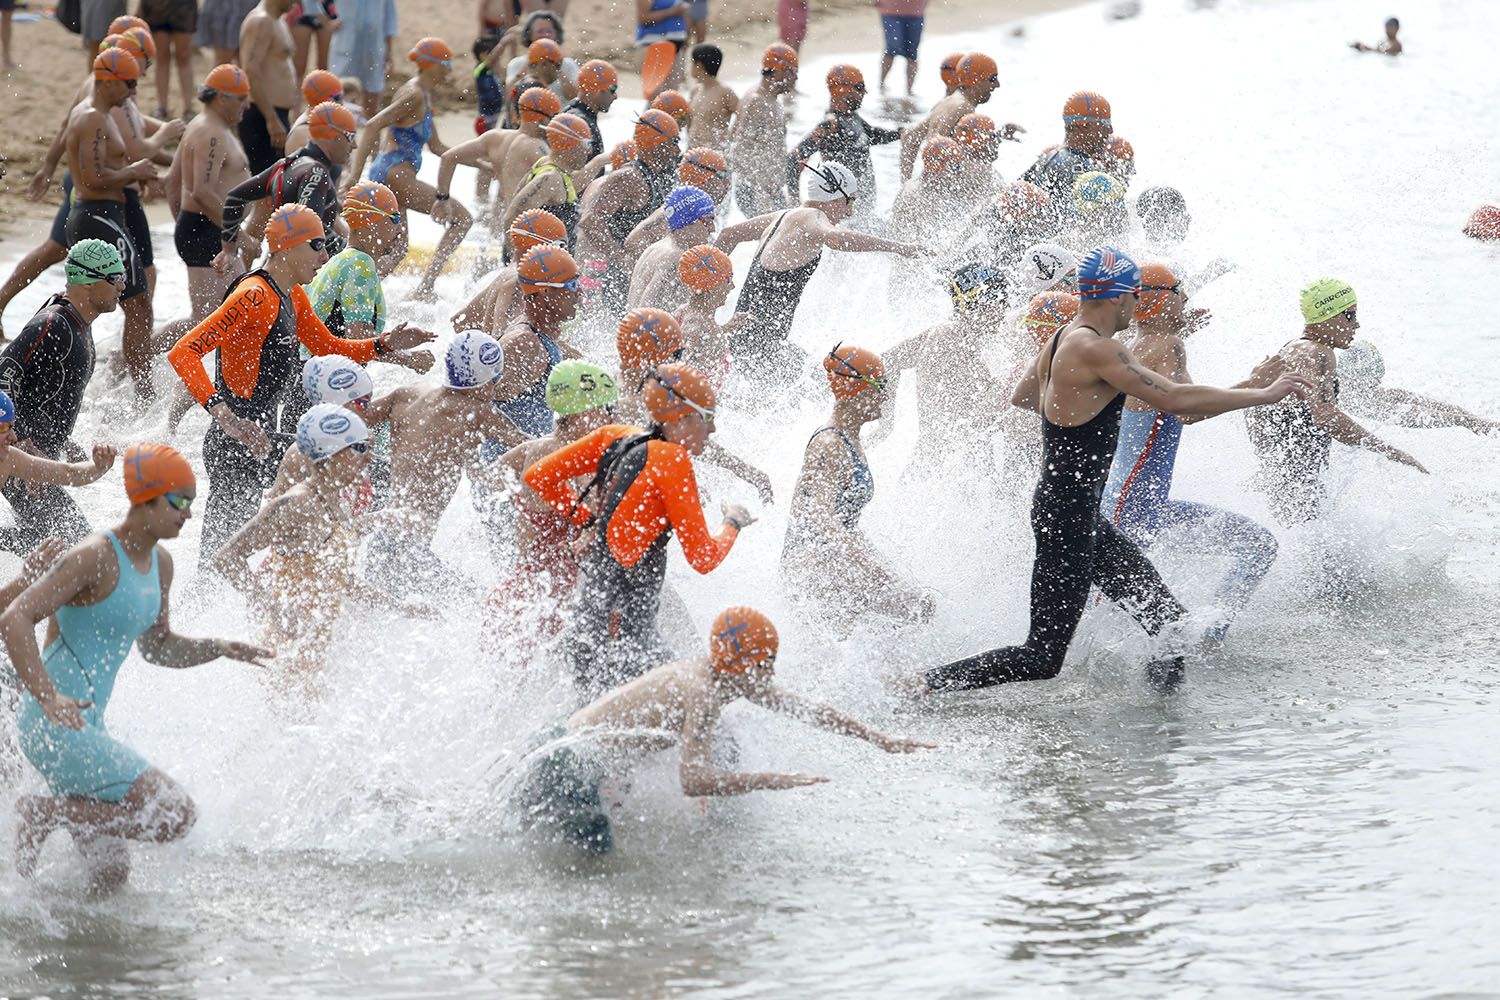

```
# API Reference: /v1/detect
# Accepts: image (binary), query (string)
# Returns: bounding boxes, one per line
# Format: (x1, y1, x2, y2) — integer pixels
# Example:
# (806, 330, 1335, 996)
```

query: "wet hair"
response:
(1385, 17, 1399, 30)
(521, 11, 564, 45)
(473, 31, 502, 63)
(1135, 185, 1187, 223)
(691, 43, 723, 77)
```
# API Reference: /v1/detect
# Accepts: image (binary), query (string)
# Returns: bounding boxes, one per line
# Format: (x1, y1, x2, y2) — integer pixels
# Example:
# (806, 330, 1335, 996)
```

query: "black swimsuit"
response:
(732, 211, 822, 362)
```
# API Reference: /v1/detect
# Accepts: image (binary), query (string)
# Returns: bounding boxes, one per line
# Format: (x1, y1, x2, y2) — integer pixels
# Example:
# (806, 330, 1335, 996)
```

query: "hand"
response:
(874, 733, 937, 753)
(1247, 353, 1286, 387)
(212, 405, 272, 458)
(764, 772, 828, 790)
(40, 691, 91, 730)
(391, 348, 435, 373)
(159, 118, 187, 143)
(22, 537, 67, 582)
(216, 639, 275, 666)
(128, 159, 159, 182)
(1392, 448, 1429, 475)
(1002, 122, 1026, 141)
(211, 246, 241, 274)
(1261, 372, 1314, 404)
(380, 321, 436, 352)
(91, 443, 118, 472)
(722, 501, 756, 530)
(27, 171, 53, 202)
(1183, 307, 1212, 333)
(431, 197, 458, 225)
(268, 117, 288, 150)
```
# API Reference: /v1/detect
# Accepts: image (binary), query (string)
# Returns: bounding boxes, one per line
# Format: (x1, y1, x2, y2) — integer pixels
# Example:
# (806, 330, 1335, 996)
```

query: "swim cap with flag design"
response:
(1021, 291, 1080, 347)
(1077, 246, 1140, 300)
(123, 442, 195, 505)
(297, 404, 370, 462)
(546, 359, 619, 416)
(578, 59, 618, 94)
(804, 161, 858, 202)
(507, 208, 567, 254)
(634, 108, 680, 149)
(302, 356, 374, 405)
(544, 112, 592, 151)
(678, 245, 732, 293)
(679, 147, 727, 188)
(1300, 278, 1356, 325)
(308, 101, 357, 141)
(342, 180, 400, 228)
(0, 390, 16, 425)
(65, 238, 125, 285)
(642, 363, 716, 424)
(94, 48, 143, 81)
(1134, 262, 1182, 322)
(517, 245, 579, 294)
(709, 606, 779, 673)
(445, 331, 505, 388)
(302, 69, 342, 106)
(265, 204, 325, 253)
(518, 86, 562, 123)
(823, 343, 886, 400)
(204, 63, 250, 97)
(409, 37, 453, 67)
(665, 185, 715, 231)
(617, 308, 684, 368)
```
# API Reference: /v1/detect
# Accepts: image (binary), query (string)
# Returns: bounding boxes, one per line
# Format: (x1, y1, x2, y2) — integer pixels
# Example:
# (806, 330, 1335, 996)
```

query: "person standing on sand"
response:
(876, 0, 928, 97)
(328, 0, 397, 123)
(730, 43, 798, 216)
(238, 0, 298, 174)
(778, 0, 808, 54)
(140, 0, 200, 119)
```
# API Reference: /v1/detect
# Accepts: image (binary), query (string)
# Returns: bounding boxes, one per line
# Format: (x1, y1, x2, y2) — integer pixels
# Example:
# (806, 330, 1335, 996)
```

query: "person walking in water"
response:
(914, 247, 1311, 696)
(3, 443, 270, 892)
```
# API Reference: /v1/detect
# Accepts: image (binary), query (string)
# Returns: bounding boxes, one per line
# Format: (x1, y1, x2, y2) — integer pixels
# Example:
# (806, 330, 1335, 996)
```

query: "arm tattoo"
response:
(1119, 350, 1167, 392)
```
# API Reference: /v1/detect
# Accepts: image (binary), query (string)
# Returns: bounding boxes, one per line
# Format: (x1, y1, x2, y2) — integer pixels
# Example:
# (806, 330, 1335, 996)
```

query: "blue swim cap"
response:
(1076, 245, 1140, 301)
(445, 331, 506, 389)
(664, 185, 716, 231)
(0, 389, 15, 424)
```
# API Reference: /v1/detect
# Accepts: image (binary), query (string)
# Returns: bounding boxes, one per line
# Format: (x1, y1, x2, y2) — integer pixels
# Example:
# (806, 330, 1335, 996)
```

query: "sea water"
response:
(2, 0, 1499, 994)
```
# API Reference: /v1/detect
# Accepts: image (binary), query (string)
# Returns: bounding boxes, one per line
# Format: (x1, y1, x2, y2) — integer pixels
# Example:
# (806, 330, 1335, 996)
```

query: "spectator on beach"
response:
(779, 0, 808, 54)
(141, 0, 201, 119)
(877, 0, 928, 96)
(329, 0, 397, 122)
(287, 0, 339, 82)
(195, 0, 257, 64)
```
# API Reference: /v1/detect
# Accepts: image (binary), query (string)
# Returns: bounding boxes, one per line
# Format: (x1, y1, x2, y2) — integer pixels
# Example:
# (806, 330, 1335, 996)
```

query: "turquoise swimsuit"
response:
(369, 104, 433, 185)
(17, 532, 162, 802)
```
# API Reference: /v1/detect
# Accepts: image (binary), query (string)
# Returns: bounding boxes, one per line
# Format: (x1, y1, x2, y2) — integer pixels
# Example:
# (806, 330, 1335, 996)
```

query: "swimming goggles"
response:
(163, 492, 195, 511)
(524, 276, 581, 292)
(1342, 308, 1358, 322)
(307, 237, 327, 252)
(653, 373, 716, 424)
(684, 152, 728, 179)
(73, 260, 127, 287)
(344, 203, 402, 226)
(826, 342, 887, 390)
(347, 441, 370, 454)
(1140, 282, 1182, 295)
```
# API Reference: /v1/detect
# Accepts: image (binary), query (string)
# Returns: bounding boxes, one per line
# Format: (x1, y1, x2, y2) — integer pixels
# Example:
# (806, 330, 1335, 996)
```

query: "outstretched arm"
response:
(138, 550, 272, 668)
(1088, 337, 1309, 419)
(823, 226, 926, 258)
(1358, 385, 1500, 434)
(677, 693, 827, 797)
(1, 443, 116, 488)
(746, 684, 935, 753)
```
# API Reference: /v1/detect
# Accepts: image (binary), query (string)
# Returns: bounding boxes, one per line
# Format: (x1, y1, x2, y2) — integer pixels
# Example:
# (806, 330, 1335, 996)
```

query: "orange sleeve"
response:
(291, 285, 378, 364)
(651, 441, 738, 574)
(523, 424, 637, 525)
(168, 276, 279, 407)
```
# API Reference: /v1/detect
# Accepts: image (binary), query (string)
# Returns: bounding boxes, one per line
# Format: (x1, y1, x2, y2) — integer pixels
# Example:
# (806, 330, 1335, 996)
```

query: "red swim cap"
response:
(823, 343, 887, 400)
(508, 208, 568, 255)
(678, 245, 733, 293)
(302, 69, 343, 106)
(642, 363, 716, 424)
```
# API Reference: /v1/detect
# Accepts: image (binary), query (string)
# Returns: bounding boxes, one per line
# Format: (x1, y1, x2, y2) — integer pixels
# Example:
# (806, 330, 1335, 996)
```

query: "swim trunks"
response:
(174, 210, 221, 268)
(517, 724, 613, 853)
(140, 0, 198, 34)
(239, 104, 293, 176)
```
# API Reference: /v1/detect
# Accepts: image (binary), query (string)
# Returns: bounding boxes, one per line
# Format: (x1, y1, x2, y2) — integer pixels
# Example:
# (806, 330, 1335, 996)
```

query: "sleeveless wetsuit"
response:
(370, 103, 433, 185)
(732, 211, 822, 361)
(925, 329, 1185, 690)
(16, 532, 161, 802)
(1246, 366, 1337, 525)
(526, 158, 580, 251)
(601, 159, 675, 314)
(1103, 407, 1277, 643)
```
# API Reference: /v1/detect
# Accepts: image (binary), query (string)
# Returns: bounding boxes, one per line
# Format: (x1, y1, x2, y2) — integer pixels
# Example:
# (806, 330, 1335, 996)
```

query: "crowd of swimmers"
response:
(2, 21, 1497, 885)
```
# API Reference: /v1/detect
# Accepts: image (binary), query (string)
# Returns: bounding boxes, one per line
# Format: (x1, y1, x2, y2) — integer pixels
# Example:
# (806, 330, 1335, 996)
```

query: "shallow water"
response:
(4, 0, 1500, 995)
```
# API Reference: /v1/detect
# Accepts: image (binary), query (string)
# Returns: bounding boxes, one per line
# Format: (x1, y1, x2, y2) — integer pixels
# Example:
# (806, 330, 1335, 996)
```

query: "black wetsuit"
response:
(600, 158, 675, 314)
(221, 143, 345, 256)
(0, 295, 96, 552)
(787, 109, 901, 206)
(562, 98, 604, 161)
(924, 329, 1185, 691)
(732, 211, 821, 366)
(1021, 144, 1104, 206)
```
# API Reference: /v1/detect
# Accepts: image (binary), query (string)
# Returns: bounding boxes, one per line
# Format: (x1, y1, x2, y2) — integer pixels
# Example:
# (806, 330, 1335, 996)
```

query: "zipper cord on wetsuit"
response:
(567, 427, 665, 529)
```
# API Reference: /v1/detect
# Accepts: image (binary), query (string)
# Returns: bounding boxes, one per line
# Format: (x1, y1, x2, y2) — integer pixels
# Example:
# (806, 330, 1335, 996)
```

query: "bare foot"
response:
(78, 834, 131, 895)
(14, 796, 56, 878)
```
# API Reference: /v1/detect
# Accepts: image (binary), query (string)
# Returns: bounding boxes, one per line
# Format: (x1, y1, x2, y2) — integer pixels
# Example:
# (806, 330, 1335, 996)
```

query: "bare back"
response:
(757, 207, 827, 271)
(66, 99, 130, 202)
(385, 387, 509, 526)
(1036, 324, 1126, 427)
(567, 657, 717, 753)
(731, 86, 787, 183)
(178, 112, 250, 221)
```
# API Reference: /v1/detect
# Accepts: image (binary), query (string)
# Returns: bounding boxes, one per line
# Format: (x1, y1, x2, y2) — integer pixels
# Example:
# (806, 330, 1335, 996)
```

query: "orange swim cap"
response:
(762, 42, 798, 73)
(204, 63, 251, 97)
(123, 442, 196, 506)
(307, 101, 357, 141)
(99, 33, 124, 51)
(939, 52, 963, 88)
(122, 26, 156, 61)
(921, 135, 964, 175)
(94, 48, 143, 82)
(633, 108, 680, 150)
(1063, 90, 1111, 126)
(409, 37, 453, 67)
(527, 38, 563, 65)
(342, 180, 400, 229)
(678, 245, 733, 294)
(1021, 291, 1079, 348)
(578, 59, 618, 94)
(610, 140, 637, 170)
(517, 86, 562, 123)
(823, 343, 887, 400)
(997, 180, 1051, 223)
(507, 208, 568, 254)
(109, 31, 150, 69)
(642, 362, 716, 424)
(109, 14, 148, 34)
(954, 113, 997, 153)
(302, 69, 343, 106)
(544, 112, 592, 151)
(956, 52, 998, 88)
(679, 147, 727, 188)
(709, 606, 779, 673)
(617, 307, 684, 368)
(1109, 135, 1134, 162)
(826, 63, 865, 97)
(517, 245, 579, 294)
(1133, 262, 1181, 322)
(1464, 203, 1500, 240)
(265, 204, 326, 253)
(650, 89, 692, 123)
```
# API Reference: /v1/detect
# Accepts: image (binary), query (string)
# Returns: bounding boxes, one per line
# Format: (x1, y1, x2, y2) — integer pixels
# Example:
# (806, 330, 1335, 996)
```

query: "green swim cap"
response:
(546, 359, 619, 416)
(65, 238, 125, 286)
(1299, 277, 1356, 325)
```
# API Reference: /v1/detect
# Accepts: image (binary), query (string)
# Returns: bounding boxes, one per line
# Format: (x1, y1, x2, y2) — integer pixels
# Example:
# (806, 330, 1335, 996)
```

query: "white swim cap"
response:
(804, 161, 859, 203)
(296, 403, 370, 462)
(445, 331, 506, 389)
(302, 356, 374, 406)
(1018, 242, 1079, 296)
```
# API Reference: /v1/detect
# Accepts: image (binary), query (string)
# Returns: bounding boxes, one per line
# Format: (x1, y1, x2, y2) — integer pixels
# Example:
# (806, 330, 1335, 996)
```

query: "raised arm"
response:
(436, 134, 494, 199)
(822, 225, 926, 258)
(2, 443, 116, 488)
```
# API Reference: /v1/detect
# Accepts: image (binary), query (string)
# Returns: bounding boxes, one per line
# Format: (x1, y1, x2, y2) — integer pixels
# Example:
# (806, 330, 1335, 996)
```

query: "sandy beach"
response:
(0, 0, 1080, 240)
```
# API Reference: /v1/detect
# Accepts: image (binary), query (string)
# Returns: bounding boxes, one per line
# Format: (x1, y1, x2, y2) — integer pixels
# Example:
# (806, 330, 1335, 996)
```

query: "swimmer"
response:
(562, 59, 619, 163)
(497, 112, 593, 251)
(1068, 170, 1129, 244)
(783, 347, 936, 630)
(0, 385, 119, 555)
(1246, 279, 1428, 526)
(957, 181, 1062, 272)
(169, 205, 435, 560)
(729, 43, 798, 216)
(437, 84, 560, 246)
(237, 0, 299, 174)
(265, 356, 386, 511)
(914, 247, 1311, 696)
(1133, 186, 1235, 292)
(524, 363, 753, 695)
(715, 162, 928, 376)
(686, 43, 737, 150)
(1101, 263, 1283, 645)
(0, 242, 127, 553)
(284, 69, 344, 154)
(626, 186, 717, 311)
(347, 38, 472, 299)
(305, 182, 421, 342)
(495, 245, 585, 437)
(623, 148, 730, 256)
(517, 606, 933, 854)
(787, 64, 901, 208)
(576, 109, 683, 315)
(2, 443, 269, 892)
(898, 53, 1021, 182)
(1021, 91, 1112, 203)
(1351, 17, 1402, 56)
(889, 136, 975, 249)
(0, 542, 69, 787)
(451, 208, 568, 336)
(995, 290, 1081, 489)
(1339, 340, 1500, 434)
(675, 245, 751, 386)
(953, 113, 1001, 203)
